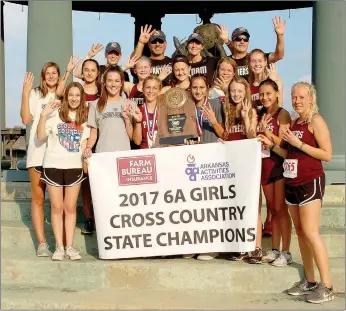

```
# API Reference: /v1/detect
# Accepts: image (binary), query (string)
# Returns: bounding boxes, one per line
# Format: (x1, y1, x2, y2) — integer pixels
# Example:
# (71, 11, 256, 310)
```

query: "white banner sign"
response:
(88, 139, 261, 259)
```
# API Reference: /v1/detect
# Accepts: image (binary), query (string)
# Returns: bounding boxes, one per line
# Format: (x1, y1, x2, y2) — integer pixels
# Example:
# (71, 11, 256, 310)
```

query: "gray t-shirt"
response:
(196, 98, 224, 144)
(88, 99, 131, 153)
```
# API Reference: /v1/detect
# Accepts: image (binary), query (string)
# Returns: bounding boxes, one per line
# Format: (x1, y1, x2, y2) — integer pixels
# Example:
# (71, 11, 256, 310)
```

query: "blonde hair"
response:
(248, 49, 267, 85)
(224, 76, 253, 138)
(291, 82, 318, 123)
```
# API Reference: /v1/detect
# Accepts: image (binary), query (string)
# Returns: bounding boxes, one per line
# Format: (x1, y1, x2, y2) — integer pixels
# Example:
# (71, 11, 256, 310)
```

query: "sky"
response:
(3, 2, 312, 128)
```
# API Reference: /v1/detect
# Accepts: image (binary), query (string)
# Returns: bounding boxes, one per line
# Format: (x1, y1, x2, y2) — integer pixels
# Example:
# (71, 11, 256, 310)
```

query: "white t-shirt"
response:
(26, 89, 56, 168)
(43, 111, 90, 169)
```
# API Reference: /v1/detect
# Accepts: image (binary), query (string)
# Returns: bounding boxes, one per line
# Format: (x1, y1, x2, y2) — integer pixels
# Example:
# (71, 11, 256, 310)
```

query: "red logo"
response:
(117, 155, 157, 186)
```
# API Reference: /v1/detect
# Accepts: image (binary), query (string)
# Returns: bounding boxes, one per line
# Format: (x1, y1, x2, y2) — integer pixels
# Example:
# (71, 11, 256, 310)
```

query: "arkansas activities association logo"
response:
(117, 155, 157, 186)
(185, 154, 235, 182)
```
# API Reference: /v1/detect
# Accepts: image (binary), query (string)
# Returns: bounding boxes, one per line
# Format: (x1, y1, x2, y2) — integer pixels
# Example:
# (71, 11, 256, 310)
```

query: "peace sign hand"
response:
(139, 24, 156, 44)
(216, 24, 229, 44)
(23, 72, 34, 94)
(121, 101, 132, 120)
(87, 43, 104, 59)
(42, 99, 61, 117)
(123, 55, 140, 71)
(66, 56, 79, 72)
(273, 16, 286, 36)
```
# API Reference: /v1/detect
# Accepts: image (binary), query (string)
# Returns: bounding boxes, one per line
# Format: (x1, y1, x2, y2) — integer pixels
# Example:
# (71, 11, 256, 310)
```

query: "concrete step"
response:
(2, 182, 345, 204)
(2, 199, 345, 228)
(1, 219, 345, 259)
(2, 249, 344, 294)
(1, 285, 345, 310)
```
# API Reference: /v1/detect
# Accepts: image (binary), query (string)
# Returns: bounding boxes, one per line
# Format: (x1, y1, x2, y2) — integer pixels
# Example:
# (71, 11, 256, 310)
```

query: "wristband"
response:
(270, 144, 275, 150)
(299, 142, 305, 150)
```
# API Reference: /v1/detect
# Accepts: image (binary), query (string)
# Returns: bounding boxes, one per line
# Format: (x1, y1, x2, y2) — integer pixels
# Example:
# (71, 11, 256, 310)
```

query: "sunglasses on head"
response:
(151, 39, 164, 44)
(234, 37, 249, 42)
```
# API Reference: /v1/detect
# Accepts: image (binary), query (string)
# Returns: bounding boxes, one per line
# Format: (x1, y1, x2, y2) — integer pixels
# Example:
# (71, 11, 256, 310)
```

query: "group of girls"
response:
(21, 43, 334, 303)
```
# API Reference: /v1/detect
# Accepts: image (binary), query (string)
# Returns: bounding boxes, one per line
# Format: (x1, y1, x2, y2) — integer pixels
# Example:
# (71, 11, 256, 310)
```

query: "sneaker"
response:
(306, 283, 335, 303)
(246, 248, 263, 264)
(81, 219, 95, 234)
(229, 252, 248, 261)
(182, 253, 196, 259)
(271, 251, 293, 267)
(262, 249, 280, 263)
(52, 246, 65, 261)
(287, 279, 318, 296)
(65, 246, 82, 260)
(263, 220, 272, 236)
(36, 243, 53, 257)
(197, 253, 218, 261)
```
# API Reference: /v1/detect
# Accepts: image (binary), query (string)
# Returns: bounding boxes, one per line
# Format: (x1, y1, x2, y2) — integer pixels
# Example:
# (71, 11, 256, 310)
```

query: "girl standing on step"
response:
(259, 82, 334, 304)
(248, 79, 292, 266)
(37, 82, 90, 261)
(20, 62, 61, 257)
(78, 59, 101, 235)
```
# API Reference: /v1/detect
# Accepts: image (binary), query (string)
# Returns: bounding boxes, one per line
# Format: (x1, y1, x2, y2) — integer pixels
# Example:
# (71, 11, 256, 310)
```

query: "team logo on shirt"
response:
(57, 122, 83, 152)
(117, 155, 157, 186)
(185, 154, 235, 182)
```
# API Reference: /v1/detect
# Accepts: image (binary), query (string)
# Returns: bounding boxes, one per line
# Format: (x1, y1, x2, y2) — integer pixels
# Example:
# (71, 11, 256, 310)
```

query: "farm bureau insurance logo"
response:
(117, 155, 157, 186)
(185, 154, 235, 182)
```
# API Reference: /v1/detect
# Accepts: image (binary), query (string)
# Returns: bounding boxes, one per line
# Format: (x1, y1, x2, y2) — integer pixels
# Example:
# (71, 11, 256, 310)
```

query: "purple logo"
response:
(185, 154, 199, 181)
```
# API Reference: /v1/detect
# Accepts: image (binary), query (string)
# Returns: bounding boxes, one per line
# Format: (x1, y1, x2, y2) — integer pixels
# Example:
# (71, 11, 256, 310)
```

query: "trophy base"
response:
(159, 135, 196, 145)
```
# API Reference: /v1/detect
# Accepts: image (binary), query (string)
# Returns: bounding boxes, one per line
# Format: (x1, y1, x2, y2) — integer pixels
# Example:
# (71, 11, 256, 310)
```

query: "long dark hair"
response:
(59, 82, 88, 125)
(258, 78, 279, 118)
(97, 66, 124, 112)
(82, 59, 101, 96)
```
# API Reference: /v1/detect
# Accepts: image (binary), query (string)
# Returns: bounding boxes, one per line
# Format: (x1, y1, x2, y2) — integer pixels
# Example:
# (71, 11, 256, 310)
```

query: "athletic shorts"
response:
(285, 174, 325, 207)
(31, 166, 43, 174)
(40, 168, 86, 187)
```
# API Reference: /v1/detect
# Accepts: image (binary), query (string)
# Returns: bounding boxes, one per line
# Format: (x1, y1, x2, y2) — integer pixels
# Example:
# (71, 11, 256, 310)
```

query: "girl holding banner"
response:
(37, 82, 90, 261)
(221, 76, 263, 263)
(83, 66, 139, 157)
(259, 82, 334, 304)
(132, 75, 161, 149)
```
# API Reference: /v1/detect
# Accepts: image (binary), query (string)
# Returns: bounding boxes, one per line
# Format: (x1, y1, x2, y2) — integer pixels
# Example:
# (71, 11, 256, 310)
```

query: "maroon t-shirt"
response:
(285, 119, 324, 186)
(129, 84, 144, 106)
(189, 56, 220, 87)
(139, 104, 158, 149)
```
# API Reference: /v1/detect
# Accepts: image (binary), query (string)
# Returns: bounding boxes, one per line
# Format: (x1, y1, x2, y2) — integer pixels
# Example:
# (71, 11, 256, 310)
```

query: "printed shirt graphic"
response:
(43, 111, 90, 169)
(26, 89, 56, 168)
(87, 99, 131, 153)
(189, 57, 219, 87)
(197, 98, 223, 144)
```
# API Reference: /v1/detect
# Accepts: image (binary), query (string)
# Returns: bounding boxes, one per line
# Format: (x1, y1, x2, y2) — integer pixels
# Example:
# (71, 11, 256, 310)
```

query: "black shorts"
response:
(40, 168, 86, 187)
(285, 174, 325, 207)
(32, 166, 43, 174)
